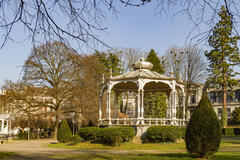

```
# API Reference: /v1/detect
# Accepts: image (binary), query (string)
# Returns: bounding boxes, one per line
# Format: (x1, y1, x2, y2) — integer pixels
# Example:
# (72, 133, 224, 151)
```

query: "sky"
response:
(0, 2, 211, 87)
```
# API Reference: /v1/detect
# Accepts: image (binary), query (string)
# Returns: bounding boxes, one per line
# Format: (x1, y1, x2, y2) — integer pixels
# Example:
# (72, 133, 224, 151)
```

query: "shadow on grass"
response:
(0, 152, 17, 159)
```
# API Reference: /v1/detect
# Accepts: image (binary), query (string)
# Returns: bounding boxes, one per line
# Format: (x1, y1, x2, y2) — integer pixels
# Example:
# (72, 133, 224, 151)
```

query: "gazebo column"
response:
(136, 89, 141, 124)
(107, 91, 112, 125)
(172, 91, 177, 119)
(140, 89, 145, 124)
(167, 92, 173, 119)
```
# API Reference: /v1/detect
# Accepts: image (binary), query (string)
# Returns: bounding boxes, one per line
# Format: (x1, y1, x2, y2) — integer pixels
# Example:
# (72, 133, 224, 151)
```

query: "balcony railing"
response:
(99, 118, 187, 126)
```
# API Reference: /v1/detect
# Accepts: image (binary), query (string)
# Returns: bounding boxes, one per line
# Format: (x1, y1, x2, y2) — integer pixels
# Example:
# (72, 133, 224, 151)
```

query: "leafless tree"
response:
(23, 41, 80, 137)
(164, 45, 208, 118)
(2, 0, 237, 50)
(109, 48, 147, 73)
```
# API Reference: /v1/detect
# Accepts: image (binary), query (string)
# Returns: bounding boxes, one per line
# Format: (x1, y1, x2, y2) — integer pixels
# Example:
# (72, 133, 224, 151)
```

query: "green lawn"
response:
(47, 137, 240, 160)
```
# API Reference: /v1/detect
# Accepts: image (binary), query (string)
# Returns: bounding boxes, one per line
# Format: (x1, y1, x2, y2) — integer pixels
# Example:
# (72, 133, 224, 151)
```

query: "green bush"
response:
(57, 119, 72, 143)
(99, 127, 123, 146)
(185, 94, 222, 158)
(71, 134, 82, 144)
(78, 127, 101, 142)
(146, 126, 184, 143)
(115, 127, 135, 142)
(222, 128, 234, 136)
(18, 132, 28, 140)
(234, 128, 240, 135)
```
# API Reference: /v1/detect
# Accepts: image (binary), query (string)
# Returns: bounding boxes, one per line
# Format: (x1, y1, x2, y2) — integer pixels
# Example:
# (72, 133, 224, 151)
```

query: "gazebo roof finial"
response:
(133, 57, 153, 70)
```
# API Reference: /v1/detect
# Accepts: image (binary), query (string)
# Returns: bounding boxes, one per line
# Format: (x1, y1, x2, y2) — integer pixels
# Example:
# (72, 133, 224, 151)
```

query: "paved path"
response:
(0, 139, 170, 160)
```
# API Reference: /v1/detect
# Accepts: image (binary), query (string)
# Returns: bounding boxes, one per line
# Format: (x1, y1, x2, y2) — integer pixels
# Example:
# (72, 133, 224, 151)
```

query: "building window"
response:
(128, 100, 132, 106)
(210, 91, 216, 103)
(218, 108, 222, 118)
(191, 93, 196, 104)
(227, 108, 231, 118)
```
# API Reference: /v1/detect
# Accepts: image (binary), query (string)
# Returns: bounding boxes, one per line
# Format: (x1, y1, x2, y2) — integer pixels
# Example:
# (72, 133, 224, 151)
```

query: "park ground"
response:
(0, 137, 240, 160)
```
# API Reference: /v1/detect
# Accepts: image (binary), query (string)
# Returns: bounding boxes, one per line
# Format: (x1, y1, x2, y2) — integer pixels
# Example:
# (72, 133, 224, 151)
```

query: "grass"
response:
(49, 141, 186, 151)
(49, 152, 240, 160)
(0, 152, 17, 159)
(47, 137, 240, 160)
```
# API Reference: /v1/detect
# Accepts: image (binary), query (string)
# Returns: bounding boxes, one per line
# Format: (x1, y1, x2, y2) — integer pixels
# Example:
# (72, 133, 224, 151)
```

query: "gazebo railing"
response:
(99, 118, 187, 126)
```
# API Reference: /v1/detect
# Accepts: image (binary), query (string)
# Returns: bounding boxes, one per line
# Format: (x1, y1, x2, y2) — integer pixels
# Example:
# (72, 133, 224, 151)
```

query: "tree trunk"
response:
(222, 82, 228, 127)
(53, 109, 60, 139)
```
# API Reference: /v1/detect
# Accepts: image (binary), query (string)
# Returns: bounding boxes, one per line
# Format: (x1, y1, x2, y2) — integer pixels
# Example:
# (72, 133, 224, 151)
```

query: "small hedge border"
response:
(146, 126, 186, 143)
(78, 126, 136, 146)
(222, 128, 240, 136)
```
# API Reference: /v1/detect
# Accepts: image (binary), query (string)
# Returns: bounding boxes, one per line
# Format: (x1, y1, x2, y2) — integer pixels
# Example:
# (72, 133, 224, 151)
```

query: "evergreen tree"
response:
(144, 92, 167, 118)
(185, 94, 222, 158)
(95, 50, 122, 76)
(146, 49, 164, 74)
(57, 119, 72, 143)
(205, 6, 240, 127)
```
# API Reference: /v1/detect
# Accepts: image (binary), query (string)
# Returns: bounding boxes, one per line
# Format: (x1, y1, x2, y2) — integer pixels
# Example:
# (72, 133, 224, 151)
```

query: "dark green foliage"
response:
(95, 50, 122, 76)
(18, 132, 28, 140)
(230, 107, 240, 125)
(57, 119, 72, 143)
(185, 94, 222, 158)
(144, 91, 167, 118)
(99, 127, 123, 146)
(79, 126, 135, 146)
(205, 6, 240, 127)
(222, 128, 234, 136)
(114, 127, 135, 142)
(78, 127, 101, 142)
(146, 126, 185, 143)
(146, 49, 164, 74)
(71, 134, 82, 144)
(87, 120, 95, 127)
(234, 128, 240, 135)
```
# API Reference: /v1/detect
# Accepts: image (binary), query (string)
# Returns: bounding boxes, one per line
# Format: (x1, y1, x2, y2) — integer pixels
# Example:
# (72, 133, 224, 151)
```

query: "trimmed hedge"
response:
(146, 126, 185, 143)
(78, 126, 135, 146)
(234, 128, 240, 135)
(222, 128, 240, 135)
(222, 128, 234, 136)
(71, 134, 82, 144)
(99, 127, 123, 146)
(18, 132, 28, 140)
(78, 127, 101, 142)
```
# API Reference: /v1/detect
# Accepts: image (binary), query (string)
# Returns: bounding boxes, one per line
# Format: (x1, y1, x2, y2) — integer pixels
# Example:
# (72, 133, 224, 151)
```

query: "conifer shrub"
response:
(185, 94, 222, 158)
(57, 119, 72, 143)
(78, 127, 101, 142)
(146, 126, 184, 143)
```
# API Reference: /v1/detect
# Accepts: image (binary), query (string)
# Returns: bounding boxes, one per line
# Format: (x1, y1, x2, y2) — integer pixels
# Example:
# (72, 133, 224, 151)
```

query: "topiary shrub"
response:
(78, 127, 101, 142)
(99, 127, 123, 147)
(57, 119, 72, 143)
(71, 134, 82, 144)
(185, 94, 222, 158)
(146, 126, 184, 143)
